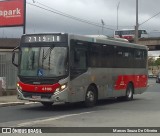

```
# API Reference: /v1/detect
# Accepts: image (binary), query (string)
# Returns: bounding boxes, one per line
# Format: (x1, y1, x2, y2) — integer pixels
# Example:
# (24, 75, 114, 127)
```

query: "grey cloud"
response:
(0, 0, 160, 38)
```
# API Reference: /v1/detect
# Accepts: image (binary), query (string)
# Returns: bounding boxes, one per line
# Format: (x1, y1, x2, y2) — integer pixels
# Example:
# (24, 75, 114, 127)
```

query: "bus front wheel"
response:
(84, 86, 97, 107)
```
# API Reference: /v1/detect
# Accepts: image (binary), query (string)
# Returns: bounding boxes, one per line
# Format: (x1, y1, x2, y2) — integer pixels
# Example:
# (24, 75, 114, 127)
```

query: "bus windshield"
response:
(19, 46, 68, 77)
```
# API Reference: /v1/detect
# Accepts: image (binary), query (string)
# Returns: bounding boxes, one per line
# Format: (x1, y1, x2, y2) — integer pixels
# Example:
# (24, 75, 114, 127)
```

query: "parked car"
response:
(156, 73, 160, 83)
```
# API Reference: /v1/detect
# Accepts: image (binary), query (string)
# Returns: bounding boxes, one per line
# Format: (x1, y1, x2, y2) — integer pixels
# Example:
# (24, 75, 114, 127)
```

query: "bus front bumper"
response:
(17, 88, 69, 104)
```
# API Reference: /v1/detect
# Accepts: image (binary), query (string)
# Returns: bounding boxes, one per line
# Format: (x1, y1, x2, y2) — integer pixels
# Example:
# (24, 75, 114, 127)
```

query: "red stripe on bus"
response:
(18, 81, 60, 93)
(122, 36, 133, 40)
(114, 75, 148, 90)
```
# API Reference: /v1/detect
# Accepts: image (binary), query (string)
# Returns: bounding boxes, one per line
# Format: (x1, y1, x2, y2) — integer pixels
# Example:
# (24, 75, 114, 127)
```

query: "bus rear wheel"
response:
(117, 83, 133, 101)
(84, 86, 97, 107)
(41, 102, 53, 107)
(125, 83, 133, 101)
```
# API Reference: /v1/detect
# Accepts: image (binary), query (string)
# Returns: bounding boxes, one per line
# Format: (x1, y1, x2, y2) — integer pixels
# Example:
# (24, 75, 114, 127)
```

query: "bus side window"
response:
(135, 49, 143, 59)
(70, 40, 87, 70)
(74, 49, 80, 62)
(134, 49, 146, 68)
(74, 49, 87, 69)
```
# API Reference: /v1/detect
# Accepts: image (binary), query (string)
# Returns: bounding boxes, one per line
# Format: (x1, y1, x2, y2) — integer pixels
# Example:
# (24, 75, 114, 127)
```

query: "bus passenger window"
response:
(71, 49, 87, 70)
(135, 50, 143, 59)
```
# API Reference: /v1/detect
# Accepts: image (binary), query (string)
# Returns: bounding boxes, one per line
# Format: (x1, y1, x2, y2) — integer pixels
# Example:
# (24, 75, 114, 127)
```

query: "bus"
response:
(114, 29, 148, 42)
(12, 33, 148, 107)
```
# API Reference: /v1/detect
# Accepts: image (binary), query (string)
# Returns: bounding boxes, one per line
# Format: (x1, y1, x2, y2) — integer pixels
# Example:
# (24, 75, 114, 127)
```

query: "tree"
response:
(155, 58, 160, 66)
(148, 57, 155, 67)
(155, 58, 160, 70)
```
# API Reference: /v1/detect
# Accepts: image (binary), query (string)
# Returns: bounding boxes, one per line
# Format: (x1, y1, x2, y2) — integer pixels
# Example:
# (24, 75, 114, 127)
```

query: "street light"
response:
(117, 2, 120, 30)
(135, 0, 139, 43)
(101, 19, 105, 35)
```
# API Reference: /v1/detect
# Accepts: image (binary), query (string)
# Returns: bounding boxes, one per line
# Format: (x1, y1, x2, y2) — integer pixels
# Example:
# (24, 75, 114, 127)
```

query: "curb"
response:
(0, 102, 25, 107)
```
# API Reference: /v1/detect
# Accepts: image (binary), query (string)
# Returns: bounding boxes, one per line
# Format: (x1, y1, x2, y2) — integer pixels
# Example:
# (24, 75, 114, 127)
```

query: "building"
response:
(0, 38, 20, 95)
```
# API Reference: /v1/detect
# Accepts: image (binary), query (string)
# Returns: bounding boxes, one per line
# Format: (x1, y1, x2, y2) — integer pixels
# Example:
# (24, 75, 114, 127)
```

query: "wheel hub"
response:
(87, 91, 94, 101)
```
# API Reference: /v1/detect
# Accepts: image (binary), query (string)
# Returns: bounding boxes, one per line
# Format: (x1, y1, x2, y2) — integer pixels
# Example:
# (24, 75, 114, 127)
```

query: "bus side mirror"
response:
(12, 46, 20, 67)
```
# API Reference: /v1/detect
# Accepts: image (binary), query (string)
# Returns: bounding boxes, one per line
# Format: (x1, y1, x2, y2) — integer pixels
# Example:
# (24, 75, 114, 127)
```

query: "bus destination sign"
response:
(22, 34, 67, 43)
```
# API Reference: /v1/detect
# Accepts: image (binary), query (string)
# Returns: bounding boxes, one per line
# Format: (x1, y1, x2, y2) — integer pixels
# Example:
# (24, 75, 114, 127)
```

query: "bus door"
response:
(101, 44, 116, 98)
(69, 40, 89, 102)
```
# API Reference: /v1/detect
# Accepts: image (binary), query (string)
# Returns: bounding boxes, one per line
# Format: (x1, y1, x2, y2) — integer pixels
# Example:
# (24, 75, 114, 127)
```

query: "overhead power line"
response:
(36, 1, 134, 28)
(140, 11, 160, 26)
(26, 2, 115, 31)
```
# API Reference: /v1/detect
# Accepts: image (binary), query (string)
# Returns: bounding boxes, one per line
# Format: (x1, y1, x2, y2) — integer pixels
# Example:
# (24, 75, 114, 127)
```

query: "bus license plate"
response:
(32, 95, 41, 99)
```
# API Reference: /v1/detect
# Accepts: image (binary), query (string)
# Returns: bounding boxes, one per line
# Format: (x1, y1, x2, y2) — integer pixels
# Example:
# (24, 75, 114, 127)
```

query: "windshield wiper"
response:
(31, 51, 35, 69)
(28, 51, 35, 70)
(42, 46, 54, 69)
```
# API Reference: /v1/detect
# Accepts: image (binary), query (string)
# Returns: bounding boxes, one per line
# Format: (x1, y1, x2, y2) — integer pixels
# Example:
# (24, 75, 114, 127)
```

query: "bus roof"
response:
(69, 34, 147, 50)
(21, 33, 148, 50)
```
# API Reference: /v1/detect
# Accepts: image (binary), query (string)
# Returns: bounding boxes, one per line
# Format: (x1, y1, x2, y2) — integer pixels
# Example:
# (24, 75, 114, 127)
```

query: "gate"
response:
(0, 52, 17, 90)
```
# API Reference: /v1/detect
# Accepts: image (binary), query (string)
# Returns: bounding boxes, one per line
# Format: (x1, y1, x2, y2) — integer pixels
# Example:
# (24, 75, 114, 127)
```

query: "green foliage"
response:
(148, 57, 160, 66)
(155, 58, 160, 66)
(148, 57, 155, 66)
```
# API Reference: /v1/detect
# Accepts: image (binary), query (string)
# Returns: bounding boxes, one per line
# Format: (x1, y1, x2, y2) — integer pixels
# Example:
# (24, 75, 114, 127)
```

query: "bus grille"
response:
(22, 91, 53, 99)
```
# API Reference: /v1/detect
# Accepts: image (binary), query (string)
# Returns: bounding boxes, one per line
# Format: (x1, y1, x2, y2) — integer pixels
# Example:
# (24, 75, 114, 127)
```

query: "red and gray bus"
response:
(12, 33, 148, 107)
(114, 29, 148, 42)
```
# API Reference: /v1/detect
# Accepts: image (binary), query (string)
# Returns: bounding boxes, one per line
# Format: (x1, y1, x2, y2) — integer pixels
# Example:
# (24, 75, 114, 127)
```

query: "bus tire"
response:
(84, 86, 97, 107)
(124, 83, 133, 101)
(117, 83, 133, 101)
(41, 102, 53, 107)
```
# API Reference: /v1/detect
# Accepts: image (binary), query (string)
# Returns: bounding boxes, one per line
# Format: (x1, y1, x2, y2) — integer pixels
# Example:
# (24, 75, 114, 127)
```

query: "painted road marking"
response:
(17, 111, 95, 127)
(25, 102, 39, 105)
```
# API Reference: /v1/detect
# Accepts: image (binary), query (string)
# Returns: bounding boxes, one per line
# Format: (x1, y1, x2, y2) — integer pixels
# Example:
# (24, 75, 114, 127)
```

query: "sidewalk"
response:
(0, 95, 25, 107)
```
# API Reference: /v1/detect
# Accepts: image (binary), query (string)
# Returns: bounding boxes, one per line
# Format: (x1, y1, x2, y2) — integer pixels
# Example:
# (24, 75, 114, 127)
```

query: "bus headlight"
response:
(54, 83, 68, 95)
(17, 83, 22, 91)
(61, 84, 67, 90)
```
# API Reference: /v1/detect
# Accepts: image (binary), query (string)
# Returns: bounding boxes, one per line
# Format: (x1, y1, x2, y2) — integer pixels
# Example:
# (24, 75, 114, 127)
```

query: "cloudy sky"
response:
(1, 0, 160, 38)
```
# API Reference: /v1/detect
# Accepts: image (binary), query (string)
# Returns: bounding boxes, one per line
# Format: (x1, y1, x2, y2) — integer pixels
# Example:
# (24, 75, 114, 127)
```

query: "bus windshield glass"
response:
(19, 46, 68, 77)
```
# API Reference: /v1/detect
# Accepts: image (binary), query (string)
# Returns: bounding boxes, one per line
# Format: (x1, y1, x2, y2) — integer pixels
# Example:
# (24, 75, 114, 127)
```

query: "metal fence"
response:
(0, 51, 17, 90)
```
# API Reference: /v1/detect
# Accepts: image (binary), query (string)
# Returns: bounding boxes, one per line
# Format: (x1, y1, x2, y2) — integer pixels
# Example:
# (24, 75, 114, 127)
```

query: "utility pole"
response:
(117, 2, 120, 30)
(135, 0, 139, 43)
(23, 0, 26, 34)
